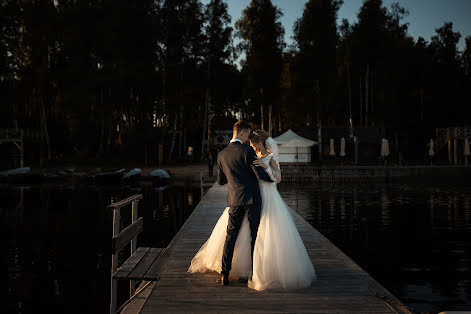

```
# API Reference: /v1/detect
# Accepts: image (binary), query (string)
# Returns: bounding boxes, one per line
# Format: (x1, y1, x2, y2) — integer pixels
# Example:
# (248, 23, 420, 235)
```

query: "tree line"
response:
(1, 0, 470, 164)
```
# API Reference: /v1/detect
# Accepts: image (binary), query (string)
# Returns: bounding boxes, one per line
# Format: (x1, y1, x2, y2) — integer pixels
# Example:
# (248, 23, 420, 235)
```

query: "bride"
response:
(188, 129, 316, 291)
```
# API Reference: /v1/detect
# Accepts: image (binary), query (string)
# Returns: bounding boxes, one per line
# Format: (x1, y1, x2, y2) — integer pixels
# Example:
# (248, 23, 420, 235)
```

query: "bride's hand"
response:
(253, 159, 268, 169)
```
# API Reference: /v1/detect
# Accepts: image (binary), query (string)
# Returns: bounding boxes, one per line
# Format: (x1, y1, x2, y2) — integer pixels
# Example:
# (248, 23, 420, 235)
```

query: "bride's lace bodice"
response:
(260, 153, 281, 184)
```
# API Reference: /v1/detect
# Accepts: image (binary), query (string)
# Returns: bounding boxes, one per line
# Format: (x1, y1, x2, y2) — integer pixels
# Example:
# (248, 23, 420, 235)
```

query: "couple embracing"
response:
(188, 121, 316, 291)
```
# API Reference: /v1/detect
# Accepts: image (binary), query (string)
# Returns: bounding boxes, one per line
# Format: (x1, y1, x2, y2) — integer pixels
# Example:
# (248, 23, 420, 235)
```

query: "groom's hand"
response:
(248, 147, 273, 182)
(253, 159, 268, 169)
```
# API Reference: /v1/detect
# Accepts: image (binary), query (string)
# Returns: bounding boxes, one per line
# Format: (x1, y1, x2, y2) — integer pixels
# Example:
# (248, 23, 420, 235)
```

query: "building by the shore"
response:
(298, 126, 387, 165)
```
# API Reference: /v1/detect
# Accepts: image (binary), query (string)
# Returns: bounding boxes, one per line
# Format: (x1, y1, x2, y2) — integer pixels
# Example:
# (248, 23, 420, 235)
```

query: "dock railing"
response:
(0, 128, 24, 167)
(108, 194, 143, 314)
(200, 171, 215, 196)
(280, 165, 410, 183)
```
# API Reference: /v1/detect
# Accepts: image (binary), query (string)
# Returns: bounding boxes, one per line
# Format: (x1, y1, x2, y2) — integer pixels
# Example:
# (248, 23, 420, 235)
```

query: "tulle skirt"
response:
(188, 182, 316, 291)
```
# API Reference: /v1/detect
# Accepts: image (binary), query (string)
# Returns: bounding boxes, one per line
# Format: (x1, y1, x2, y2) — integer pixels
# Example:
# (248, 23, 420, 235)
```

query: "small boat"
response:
(43, 168, 76, 180)
(151, 169, 170, 179)
(122, 168, 142, 180)
(151, 169, 171, 184)
(0, 167, 30, 176)
(152, 184, 168, 191)
(0, 167, 43, 184)
(89, 168, 125, 184)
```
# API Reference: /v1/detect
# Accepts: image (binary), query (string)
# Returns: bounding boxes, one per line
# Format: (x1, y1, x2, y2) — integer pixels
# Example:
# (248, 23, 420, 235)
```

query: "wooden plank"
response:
(113, 247, 150, 279)
(127, 248, 164, 280)
(142, 248, 170, 280)
(110, 207, 120, 314)
(112, 217, 144, 254)
(107, 194, 143, 210)
(130, 200, 139, 295)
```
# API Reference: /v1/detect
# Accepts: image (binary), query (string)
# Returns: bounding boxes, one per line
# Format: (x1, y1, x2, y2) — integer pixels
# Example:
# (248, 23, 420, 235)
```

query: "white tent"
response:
(273, 129, 317, 163)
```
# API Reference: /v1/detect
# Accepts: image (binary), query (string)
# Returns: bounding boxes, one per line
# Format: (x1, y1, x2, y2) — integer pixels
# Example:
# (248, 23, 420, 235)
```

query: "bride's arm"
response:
(265, 158, 281, 183)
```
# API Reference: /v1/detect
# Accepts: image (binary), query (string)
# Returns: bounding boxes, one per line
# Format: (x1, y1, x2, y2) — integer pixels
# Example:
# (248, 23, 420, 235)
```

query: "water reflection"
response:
(278, 182, 471, 313)
(0, 182, 200, 314)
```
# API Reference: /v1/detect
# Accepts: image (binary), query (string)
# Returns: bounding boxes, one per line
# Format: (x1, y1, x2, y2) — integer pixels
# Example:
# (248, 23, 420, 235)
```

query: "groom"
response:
(216, 121, 273, 285)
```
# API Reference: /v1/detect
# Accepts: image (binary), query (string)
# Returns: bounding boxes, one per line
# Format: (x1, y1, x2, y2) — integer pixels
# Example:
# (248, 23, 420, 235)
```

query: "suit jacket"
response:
(217, 141, 273, 207)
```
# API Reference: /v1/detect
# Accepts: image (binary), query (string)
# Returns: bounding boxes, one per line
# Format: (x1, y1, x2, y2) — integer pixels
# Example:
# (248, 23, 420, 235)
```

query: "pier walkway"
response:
(122, 184, 410, 313)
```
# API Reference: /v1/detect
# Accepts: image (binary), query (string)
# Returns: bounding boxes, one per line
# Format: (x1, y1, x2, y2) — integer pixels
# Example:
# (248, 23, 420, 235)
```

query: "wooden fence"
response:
(281, 165, 410, 183)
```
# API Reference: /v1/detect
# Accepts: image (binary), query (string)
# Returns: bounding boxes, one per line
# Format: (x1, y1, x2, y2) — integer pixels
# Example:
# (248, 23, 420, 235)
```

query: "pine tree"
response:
(293, 0, 343, 126)
(236, 0, 284, 131)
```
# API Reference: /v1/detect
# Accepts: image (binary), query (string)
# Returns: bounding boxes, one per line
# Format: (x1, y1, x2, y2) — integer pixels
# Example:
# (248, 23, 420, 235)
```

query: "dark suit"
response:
(217, 140, 273, 276)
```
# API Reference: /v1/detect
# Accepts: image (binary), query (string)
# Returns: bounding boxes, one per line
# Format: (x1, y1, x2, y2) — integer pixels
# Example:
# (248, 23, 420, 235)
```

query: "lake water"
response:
(279, 182, 471, 313)
(0, 181, 201, 313)
(1, 181, 470, 313)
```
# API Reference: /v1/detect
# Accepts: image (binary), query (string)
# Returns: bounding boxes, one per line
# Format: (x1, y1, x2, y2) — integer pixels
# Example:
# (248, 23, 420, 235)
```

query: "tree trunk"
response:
(207, 99, 212, 157)
(360, 76, 363, 127)
(98, 87, 105, 157)
(201, 90, 208, 160)
(278, 112, 281, 133)
(260, 88, 264, 130)
(178, 106, 183, 157)
(365, 64, 369, 127)
(168, 114, 178, 161)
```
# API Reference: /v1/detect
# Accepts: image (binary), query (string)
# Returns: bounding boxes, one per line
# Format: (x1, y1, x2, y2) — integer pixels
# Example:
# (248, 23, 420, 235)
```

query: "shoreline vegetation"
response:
(1, 0, 470, 167)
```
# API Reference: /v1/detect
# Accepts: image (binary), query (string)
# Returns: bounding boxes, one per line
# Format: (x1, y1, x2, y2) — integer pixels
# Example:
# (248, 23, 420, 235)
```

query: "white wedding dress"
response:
(188, 138, 316, 291)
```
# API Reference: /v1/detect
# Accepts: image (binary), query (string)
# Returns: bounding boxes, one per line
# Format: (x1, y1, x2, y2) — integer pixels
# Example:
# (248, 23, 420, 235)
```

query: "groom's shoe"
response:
(217, 274, 229, 286)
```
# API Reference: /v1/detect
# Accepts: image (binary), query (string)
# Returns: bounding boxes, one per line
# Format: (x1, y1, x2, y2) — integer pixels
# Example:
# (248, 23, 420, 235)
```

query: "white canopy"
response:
(282, 138, 312, 147)
(273, 129, 317, 147)
(273, 129, 316, 163)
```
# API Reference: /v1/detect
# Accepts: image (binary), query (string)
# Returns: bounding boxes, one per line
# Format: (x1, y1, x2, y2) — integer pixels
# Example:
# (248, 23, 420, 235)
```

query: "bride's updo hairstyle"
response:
(249, 129, 270, 150)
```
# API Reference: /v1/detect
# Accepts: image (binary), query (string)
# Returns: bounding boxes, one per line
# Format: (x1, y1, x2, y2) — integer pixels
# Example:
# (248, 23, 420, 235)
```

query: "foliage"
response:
(0, 0, 470, 164)
(235, 0, 284, 128)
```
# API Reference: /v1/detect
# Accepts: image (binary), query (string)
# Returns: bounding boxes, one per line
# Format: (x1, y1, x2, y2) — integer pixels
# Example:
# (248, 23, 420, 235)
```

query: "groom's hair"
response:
(233, 121, 251, 134)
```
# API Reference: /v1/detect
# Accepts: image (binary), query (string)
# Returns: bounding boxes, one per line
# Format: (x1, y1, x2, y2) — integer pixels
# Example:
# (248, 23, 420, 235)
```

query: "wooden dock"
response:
(122, 184, 410, 313)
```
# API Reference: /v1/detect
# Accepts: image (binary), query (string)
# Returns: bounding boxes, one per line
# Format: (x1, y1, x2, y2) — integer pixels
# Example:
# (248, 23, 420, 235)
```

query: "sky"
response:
(201, 0, 471, 52)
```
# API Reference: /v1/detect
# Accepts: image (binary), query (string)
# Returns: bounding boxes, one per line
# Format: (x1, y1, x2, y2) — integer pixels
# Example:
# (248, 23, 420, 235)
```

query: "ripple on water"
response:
(278, 181, 471, 313)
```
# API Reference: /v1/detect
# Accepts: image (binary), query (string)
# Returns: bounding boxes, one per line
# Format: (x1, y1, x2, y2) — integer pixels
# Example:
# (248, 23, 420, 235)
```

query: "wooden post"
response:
(144, 144, 148, 166)
(207, 103, 211, 157)
(20, 129, 24, 168)
(454, 128, 458, 165)
(447, 129, 452, 164)
(354, 136, 359, 165)
(318, 121, 322, 163)
(365, 64, 369, 127)
(466, 128, 469, 166)
(260, 88, 264, 130)
(278, 112, 281, 133)
(201, 88, 209, 160)
(359, 76, 363, 127)
(130, 200, 138, 296)
(200, 171, 204, 197)
(159, 144, 163, 167)
(110, 208, 121, 314)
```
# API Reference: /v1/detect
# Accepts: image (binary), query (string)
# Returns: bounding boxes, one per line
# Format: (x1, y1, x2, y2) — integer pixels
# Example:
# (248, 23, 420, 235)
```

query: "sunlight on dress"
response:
(188, 153, 316, 291)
